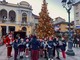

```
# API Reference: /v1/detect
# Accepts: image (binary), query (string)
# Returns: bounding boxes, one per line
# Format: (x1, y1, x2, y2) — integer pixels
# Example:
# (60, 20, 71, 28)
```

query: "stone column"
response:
(16, 10, 22, 24)
(7, 11, 9, 22)
(6, 26, 9, 34)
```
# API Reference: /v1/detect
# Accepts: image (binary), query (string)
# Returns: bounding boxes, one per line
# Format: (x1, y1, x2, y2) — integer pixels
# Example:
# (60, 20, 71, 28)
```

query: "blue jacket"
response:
(47, 41, 54, 49)
(13, 40, 19, 50)
(60, 40, 66, 51)
(29, 37, 40, 50)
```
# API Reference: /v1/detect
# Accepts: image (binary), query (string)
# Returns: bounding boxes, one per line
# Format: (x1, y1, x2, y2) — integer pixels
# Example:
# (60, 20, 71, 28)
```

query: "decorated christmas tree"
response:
(36, 0, 55, 38)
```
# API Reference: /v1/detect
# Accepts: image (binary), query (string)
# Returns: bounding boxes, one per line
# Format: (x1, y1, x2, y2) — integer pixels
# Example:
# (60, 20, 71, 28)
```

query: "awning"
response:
(76, 26, 80, 29)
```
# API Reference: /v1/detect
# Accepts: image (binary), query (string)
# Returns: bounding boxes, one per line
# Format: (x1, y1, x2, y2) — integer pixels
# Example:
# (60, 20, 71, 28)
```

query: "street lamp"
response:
(61, 0, 75, 56)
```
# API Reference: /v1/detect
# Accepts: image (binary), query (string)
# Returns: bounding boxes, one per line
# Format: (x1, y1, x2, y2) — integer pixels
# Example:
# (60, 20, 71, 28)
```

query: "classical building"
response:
(0, 0, 38, 36)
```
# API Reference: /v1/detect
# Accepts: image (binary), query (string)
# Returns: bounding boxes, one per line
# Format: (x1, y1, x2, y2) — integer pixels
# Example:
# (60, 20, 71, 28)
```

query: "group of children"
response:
(13, 37, 30, 60)
(39, 36, 67, 60)
(12, 35, 67, 60)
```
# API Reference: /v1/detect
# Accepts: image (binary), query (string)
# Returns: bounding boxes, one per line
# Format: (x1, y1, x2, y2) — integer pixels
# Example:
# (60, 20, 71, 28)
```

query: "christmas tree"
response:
(36, 0, 55, 38)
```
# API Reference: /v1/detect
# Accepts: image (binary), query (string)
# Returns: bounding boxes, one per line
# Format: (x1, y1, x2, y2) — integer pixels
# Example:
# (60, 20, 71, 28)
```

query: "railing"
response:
(0, 18, 34, 26)
(0, 18, 16, 23)
(20, 22, 34, 26)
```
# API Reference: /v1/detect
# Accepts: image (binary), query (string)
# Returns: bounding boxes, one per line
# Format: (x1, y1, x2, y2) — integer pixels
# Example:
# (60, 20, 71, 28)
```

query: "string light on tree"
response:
(36, 0, 55, 38)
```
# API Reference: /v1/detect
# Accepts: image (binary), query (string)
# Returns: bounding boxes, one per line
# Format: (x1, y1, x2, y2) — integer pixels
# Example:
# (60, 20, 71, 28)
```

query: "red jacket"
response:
(4, 36, 14, 46)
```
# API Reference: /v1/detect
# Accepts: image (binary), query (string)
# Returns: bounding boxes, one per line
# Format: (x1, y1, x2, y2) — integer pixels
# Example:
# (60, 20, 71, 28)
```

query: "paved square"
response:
(0, 45, 80, 60)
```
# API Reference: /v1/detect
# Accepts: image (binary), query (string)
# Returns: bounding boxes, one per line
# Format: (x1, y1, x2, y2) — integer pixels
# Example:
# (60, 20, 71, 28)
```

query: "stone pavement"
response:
(0, 45, 80, 60)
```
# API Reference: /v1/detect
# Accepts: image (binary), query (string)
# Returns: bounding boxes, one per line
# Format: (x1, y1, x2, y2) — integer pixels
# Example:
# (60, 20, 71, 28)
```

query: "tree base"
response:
(66, 50, 75, 56)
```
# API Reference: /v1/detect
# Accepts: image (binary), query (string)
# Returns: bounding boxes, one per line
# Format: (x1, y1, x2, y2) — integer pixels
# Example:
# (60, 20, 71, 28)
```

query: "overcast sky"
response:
(5, 0, 80, 21)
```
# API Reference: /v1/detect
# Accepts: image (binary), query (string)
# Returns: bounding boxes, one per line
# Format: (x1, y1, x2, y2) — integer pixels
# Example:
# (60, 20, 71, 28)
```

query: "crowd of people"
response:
(73, 34, 80, 48)
(3, 32, 67, 60)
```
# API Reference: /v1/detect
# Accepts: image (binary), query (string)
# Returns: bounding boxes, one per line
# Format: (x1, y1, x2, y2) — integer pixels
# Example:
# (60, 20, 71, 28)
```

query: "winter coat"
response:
(4, 36, 14, 47)
(47, 41, 54, 49)
(29, 36, 40, 50)
(55, 40, 61, 48)
(53, 38, 57, 47)
(60, 40, 67, 51)
(42, 41, 48, 50)
(18, 39, 26, 49)
(39, 41, 44, 49)
(13, 40, 19, 50)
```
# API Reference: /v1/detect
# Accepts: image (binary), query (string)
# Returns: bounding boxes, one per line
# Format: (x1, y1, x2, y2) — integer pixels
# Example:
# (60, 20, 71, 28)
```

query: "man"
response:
(4, 33, 14, 58)
(29, 35, 40, 60)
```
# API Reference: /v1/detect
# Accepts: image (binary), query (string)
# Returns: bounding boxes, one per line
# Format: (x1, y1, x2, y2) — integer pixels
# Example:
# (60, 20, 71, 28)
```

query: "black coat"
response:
(60, 40, 66, 51)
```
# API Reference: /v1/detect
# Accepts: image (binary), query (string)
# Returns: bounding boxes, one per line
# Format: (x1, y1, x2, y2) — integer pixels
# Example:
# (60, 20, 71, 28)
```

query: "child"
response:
(61, 37, 67, 59)
(47, 37, 54, 60)
(26, 38, 29, 57)
(43, 37, 48, 58)
(18, 38, 26, 59)
(55, 36, 61, 60)
(13, 37, 19, 60)
(39, 39, 44, 57)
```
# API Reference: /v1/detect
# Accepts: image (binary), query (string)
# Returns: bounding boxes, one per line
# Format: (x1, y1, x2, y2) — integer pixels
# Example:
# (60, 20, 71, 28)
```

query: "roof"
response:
(32, 14, 39, 19)
(54, 22, 70, 26)
(55, 17, 65, 21)
(0, 1, 32, 10)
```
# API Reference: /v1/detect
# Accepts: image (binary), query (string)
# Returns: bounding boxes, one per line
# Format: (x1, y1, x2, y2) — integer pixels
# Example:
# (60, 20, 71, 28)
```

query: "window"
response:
(22, 13, 27, 23)
(76, 12, 79, 17)
(75, 4, 78, 10)
(0, 9, 7, 20)
(76, 20, 80, 25)
(9, 10, 16, 22)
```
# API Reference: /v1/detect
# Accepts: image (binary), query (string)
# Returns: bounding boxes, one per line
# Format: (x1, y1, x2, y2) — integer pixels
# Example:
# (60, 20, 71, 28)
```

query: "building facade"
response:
(54, 17, 67, 32)
(73, 1, 80, 29)
(54, 22, 69, 32)
(0, 0, 38, 36)
(54, 17, 65, 25)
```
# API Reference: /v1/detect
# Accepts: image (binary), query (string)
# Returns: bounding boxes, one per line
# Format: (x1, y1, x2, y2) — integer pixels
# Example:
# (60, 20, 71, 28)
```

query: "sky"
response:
(4, 0, 80, 22)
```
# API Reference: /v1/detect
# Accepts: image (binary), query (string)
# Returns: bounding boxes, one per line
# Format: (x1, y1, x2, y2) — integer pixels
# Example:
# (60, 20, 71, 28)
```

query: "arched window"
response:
(0, 9, 7, 20)
(22, 27, 27, 32)
(9, 10, 16, 22)
(22, 13, 27, 23)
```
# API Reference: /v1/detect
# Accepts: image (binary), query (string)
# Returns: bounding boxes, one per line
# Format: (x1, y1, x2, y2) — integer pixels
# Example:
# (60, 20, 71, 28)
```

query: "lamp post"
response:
(61, 0, 75, 56)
